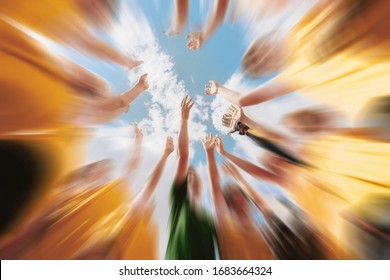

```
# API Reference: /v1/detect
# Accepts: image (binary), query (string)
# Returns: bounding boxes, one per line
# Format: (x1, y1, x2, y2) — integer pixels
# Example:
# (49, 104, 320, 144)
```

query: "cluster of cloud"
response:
(111, 1, 209, 158)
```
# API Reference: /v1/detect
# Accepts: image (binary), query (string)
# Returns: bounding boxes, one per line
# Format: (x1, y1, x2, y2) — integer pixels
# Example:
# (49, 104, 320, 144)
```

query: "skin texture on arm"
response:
(215, 136, 282, 185)
(166, 0, 189, 35)
(203, 134, 227, 212)
(222, 161, 272, 216)
(205, 78, 295, 107)
(125, 124, 143, 181)
(63, 26, 143, 70)
(186, 0, 230, 50)
(63, 58, 110, 98)
(175, 96, 194, 184)
(131, 136, 174, 208)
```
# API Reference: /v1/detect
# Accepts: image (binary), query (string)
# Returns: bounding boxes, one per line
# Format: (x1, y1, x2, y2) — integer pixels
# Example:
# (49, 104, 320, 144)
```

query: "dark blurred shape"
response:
(282, 107, 342, 136)
(355, 95, 390, 141)
(241, 36, 285, 78)
(342, 193, 390, 259)
(262, 196, 339, 259)
(0, 140, 47, 233)
(307, 0, 390, 62)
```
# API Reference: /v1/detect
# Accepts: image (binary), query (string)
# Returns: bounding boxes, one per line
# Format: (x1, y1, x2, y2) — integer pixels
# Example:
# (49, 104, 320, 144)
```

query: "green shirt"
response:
(165, 177, 216, 260)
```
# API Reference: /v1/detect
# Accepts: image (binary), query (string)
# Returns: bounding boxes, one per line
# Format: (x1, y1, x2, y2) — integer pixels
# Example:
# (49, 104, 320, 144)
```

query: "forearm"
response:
(171, 0, 189, 34)
(126, 138, 142, 176)
(239, 79, 294, 107)
(218, 86, 242, 106)
(206, 150, 224, 205)
(120, 83, 145, 105)
(222, 151, 279, 183)
(202, 0, 229, 39)
(138, 152, 170, 200)
(76, 35, 134, 68)
(233, 172, 271, 215)
(175, 120, 189, 181)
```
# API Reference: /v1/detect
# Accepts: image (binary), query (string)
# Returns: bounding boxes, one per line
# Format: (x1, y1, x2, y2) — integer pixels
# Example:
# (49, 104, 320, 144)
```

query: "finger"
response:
(188, 101, 195, 109)
(187, 40, 194, 48)
(228, 105, 237, 113)
(181, 95, 188, 107)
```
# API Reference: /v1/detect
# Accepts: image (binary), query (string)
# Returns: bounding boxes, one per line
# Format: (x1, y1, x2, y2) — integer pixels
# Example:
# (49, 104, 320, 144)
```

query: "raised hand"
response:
(205, 80, 221, 95)
(137, 73, 149, 90)
(214, 135, 225, 155)
(221, 113, 237, 134)
(165, 136, 175, 155)
(202, 133, 215, 152)
(228, 105, 245, 122)
(180, 95, 195, 120)
(133, 123, 143, 141)
(186, 32, 204, 51)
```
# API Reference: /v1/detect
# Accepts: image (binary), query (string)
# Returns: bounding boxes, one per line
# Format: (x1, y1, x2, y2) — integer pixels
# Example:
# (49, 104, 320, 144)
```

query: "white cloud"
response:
(112, 1, 209, 151)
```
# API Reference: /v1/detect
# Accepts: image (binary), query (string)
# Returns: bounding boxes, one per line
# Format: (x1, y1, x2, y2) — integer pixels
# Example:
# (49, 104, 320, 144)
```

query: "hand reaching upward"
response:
(181, 95, 195, 120)
(214, 135, 225, 155)
(137, 73, 149, 90)
(228, 105, 245, 123)
(165, 136, 175, 155)
(186, 32, 205, 51)
(205, 80, 221, 95)
(202, 133, 215, 152)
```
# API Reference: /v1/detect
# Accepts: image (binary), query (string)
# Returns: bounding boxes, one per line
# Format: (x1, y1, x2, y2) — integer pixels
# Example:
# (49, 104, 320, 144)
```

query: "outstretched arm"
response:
(125, 124, 143, 181)
(205, 78, 294, 106)
(215, 136, 282, 185)
(166, 0, 190, 35)
(175, 96, 194, 183)
(133, 136, 174, 205)
(227, 106, 290, 143)
(79, 74, 149, 124)
(186, 0, 230, 50)
(63, 58, 110, 98)
(65, 28, 143, 70)
(222, 161, 272, 216)
(203, 134, 226, 211)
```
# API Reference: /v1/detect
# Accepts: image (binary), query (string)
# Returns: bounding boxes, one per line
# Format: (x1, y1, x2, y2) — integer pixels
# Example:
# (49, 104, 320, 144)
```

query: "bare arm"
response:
(166, 0, 189, 35)
(175, 96, 194, 183)
(186, 0, 230, 50)
(125, 124, 143, 181)
(133, 136, 174, 205)
(222, 162, 272, 216)
(228, 106, 291, 143)
(215, 136, 282, 185)
(63, 58, 110, 98)
(78, 74, 149, 124)
(205, 78, 294, 107)
(203, 134, 227, 211)
(66, 29, 142, 70)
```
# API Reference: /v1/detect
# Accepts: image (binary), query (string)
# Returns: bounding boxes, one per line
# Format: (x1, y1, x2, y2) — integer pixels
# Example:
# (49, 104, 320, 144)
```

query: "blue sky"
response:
(59, 0, 277, 166)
